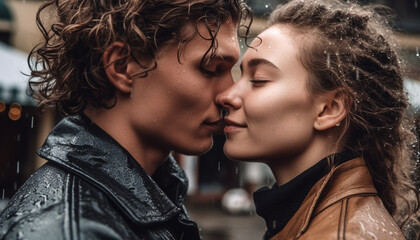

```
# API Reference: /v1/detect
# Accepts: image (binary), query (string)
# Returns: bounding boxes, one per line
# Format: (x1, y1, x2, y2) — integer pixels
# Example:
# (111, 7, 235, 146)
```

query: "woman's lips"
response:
(223, 118, 247, 133)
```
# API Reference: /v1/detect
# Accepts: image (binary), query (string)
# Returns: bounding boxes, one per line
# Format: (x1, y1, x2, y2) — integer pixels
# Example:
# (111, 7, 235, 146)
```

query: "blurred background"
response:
(0, 0, 419, 239)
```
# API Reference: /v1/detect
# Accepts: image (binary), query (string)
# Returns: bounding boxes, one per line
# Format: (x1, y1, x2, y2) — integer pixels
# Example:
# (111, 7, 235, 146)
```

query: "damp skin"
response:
(218, 25, 330, 185)
(124, 20, 239, 156)
(91, 19, 240, 170)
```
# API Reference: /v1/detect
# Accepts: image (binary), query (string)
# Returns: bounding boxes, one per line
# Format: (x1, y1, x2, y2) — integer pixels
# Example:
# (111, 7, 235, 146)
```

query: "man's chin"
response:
(179, 139, 214, 156)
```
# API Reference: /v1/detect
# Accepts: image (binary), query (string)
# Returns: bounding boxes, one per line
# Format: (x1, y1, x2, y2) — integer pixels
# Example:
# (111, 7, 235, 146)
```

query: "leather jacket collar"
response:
(37, 114, 186, 226)
(273, 157, 378, 239)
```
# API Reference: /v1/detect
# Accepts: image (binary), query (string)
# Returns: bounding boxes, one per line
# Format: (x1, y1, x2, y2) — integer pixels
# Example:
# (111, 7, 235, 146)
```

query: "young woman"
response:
(217, 0, 419, 239)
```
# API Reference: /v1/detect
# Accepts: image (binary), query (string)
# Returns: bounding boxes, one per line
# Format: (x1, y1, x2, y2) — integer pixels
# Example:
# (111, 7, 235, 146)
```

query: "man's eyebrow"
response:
(206, 54, 238, 64)
(240, 58, 279, 72)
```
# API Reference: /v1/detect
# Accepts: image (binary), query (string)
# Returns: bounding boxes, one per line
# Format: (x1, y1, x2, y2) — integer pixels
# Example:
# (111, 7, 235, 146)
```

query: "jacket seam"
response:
(338, 198, 348, 240)
(64, 174, 80, 240)
(322, 185, 376, 204)
(314, 192, 377, 218)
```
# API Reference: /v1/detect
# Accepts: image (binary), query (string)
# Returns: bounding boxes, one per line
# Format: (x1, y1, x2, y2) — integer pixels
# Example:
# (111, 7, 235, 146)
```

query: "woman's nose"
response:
(216, 83, 242, 111)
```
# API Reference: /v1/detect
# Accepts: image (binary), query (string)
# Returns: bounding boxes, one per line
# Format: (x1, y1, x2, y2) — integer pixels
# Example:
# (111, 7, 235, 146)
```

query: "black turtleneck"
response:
(253, 151, 360, 240)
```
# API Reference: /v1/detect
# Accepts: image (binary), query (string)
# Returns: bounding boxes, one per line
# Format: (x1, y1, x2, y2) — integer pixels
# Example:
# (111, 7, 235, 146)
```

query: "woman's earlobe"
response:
(103, 42, 132, 94)
(314, 90, 348, 131)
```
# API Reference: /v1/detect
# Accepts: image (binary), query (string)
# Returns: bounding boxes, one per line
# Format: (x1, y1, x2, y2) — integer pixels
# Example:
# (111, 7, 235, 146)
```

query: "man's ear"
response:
(103, 42, 132, 94)
(314, 90, 348, 131)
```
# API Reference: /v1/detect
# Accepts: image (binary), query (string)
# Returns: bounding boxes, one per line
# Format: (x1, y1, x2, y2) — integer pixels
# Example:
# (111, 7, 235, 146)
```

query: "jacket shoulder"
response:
(301, 195, 405, 240)
(0, 163, 70, 239)
(0, 163, 139, 240)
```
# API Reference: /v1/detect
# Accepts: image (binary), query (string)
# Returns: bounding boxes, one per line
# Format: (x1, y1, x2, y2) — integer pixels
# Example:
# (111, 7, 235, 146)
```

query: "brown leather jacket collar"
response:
(271, 157, 405, 240)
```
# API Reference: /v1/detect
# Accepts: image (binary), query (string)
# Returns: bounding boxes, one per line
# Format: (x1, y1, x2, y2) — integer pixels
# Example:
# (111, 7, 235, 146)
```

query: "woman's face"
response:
(217, 25, 319, 164)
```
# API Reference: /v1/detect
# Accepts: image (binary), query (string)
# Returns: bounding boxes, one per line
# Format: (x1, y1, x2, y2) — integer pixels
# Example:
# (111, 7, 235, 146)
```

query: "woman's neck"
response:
(268, 133, 337, 185)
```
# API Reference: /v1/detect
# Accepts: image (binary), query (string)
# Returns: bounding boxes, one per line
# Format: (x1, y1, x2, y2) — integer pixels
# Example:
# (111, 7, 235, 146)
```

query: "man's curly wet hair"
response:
(29, 0, 251, 115)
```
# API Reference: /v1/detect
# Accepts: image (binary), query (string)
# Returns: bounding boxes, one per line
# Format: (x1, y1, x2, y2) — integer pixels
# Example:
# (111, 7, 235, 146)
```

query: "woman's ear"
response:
(103, 42, 132, 94)
(314, 90, 348, 131)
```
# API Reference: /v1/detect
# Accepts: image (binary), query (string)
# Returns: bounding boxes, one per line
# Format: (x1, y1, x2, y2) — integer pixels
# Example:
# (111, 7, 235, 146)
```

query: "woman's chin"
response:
(223, 147, 257, 162)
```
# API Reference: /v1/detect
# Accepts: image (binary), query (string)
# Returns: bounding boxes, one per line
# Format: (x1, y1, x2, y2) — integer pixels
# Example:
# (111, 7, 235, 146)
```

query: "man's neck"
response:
(84, 106, 170, 175)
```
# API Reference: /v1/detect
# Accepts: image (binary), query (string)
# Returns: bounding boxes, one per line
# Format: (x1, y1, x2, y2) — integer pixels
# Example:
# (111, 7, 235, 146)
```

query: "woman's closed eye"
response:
(250, 79, 269, 87)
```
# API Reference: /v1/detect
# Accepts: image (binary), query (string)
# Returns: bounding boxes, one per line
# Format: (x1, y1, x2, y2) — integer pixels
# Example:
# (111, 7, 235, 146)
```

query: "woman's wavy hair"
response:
(29, 0, 251, 115)
(269, 0, 419, 237)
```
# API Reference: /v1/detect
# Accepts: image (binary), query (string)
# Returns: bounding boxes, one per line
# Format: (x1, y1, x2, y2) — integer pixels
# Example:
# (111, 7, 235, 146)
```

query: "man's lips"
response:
(203, 119, 223, 132)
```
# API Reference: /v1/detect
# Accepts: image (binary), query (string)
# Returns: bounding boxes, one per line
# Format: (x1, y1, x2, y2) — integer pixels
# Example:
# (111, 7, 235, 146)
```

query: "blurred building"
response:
(0, 0, 48, 200)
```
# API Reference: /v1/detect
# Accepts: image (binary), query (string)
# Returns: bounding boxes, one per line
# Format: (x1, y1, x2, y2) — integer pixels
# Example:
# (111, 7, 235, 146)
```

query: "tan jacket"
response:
(271, 158, 405, 240)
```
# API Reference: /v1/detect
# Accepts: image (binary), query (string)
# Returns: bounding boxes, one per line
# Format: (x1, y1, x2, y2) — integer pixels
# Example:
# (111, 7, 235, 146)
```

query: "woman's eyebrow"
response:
(240, 58, 280, 72)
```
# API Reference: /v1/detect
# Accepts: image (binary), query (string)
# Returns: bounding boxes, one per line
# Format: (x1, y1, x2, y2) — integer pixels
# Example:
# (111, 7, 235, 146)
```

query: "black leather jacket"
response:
(0, 115, 201, 240)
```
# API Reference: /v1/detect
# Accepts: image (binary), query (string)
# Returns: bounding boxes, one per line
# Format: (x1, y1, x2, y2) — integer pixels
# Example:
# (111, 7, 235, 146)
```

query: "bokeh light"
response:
(8, 103, 22, 121)
(0, 101, 6, 113)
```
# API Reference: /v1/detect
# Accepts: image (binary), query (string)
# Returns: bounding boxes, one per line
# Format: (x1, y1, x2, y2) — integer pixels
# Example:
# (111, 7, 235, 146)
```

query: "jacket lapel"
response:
(271, 158, 377, 239)
(37, 115, 184, 226)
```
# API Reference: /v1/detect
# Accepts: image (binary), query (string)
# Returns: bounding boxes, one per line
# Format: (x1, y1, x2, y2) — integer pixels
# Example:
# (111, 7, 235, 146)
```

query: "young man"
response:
(0, 1, 250, 239)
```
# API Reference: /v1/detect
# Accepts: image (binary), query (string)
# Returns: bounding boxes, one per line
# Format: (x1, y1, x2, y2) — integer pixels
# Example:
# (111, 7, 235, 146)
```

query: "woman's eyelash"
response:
(250, 79, 268, 84)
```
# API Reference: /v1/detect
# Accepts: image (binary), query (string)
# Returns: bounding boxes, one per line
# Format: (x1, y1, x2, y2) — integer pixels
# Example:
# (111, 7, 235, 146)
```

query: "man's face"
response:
(127, 19, 240, 155)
